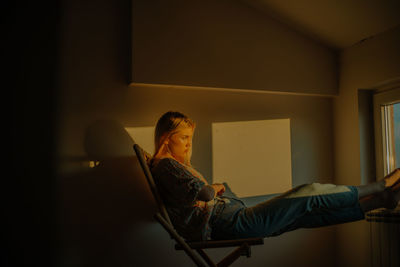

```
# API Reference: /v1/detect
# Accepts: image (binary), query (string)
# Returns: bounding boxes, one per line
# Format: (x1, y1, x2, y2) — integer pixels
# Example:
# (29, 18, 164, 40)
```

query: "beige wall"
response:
(132, 0, 338, 95)
(55, 0, 362, 266)
(334, 26, 400, 267)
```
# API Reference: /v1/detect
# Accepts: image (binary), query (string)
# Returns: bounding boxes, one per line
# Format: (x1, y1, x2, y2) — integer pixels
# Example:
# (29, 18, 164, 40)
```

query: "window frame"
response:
(373, 81, 400, 179)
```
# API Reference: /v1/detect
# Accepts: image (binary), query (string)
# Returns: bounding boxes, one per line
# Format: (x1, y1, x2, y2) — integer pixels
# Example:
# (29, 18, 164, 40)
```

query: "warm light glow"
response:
(89, 161, 99, 168)
(125, 126, 155, 154)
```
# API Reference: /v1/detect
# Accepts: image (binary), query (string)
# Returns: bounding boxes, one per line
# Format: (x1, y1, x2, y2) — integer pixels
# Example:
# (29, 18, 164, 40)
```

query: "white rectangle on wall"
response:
(212, 119, 292, 197)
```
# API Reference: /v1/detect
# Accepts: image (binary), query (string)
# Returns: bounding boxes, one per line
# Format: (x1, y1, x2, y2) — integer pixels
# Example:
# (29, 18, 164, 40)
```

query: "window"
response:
(373, 85, 400, 178)
(381, 102, 400, 173)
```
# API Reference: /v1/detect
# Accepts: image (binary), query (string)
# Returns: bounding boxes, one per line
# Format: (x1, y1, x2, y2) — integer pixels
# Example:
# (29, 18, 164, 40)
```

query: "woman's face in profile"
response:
(167, 126, 194, 164)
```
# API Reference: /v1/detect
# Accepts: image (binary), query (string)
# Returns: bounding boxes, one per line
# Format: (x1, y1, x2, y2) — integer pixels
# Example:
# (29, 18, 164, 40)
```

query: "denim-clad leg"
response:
(211, 183, 365, 240)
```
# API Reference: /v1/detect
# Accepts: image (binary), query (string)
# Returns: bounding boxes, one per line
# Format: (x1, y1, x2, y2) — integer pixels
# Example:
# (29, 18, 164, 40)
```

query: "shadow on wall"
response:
(60, 120, 157, 266)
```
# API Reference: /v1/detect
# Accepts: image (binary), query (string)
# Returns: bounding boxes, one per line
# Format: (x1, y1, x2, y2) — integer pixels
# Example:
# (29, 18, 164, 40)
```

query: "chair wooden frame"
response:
(133, 143, 264, 267)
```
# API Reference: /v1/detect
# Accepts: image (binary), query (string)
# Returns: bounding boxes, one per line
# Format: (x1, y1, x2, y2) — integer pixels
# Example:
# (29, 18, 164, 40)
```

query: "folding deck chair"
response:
(133, 143, 264, 267)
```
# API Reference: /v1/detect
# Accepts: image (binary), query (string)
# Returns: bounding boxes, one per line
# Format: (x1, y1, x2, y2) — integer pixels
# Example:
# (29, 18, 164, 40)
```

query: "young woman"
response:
(150, 111, 400, 241)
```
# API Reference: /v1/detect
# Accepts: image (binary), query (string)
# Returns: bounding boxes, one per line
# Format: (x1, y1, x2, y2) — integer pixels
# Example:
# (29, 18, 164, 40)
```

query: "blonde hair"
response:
(153, 111, 195, 166)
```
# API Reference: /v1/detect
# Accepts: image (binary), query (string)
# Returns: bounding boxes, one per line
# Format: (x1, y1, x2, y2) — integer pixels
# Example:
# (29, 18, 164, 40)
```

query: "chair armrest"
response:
(175, 237, 264, 250)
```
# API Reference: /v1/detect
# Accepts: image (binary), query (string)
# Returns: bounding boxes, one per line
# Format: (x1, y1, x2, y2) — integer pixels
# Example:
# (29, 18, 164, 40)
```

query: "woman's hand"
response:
(211, 183, 226, 196)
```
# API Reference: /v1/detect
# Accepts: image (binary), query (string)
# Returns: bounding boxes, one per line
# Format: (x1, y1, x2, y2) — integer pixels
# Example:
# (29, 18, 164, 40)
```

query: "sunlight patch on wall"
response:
(212, 119, 292, 197)
(125, 126, 155, 155)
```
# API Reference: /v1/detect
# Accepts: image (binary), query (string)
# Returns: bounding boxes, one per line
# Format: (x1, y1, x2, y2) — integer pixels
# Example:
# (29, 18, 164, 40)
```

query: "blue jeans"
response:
(210, 183, 365, 240)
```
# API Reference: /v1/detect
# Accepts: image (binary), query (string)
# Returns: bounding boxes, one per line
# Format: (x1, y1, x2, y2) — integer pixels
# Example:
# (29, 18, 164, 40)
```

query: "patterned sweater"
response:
(151, 157, 221, 241)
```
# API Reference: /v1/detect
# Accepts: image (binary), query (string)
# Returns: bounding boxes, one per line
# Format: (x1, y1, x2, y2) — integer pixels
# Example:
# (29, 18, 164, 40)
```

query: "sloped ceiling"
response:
(240, 0, 400, 50)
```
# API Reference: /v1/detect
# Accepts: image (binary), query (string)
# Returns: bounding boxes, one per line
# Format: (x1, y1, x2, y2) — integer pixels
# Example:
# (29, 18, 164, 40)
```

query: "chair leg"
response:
(154, 213, 207, 267)
(196, 249, 217, 267)
(217, 243, 250, 267)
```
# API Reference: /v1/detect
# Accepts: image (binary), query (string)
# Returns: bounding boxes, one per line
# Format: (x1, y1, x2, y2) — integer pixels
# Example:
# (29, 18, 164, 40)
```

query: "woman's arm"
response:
(155, 158, 226, 203)
(197, 183, 226, 201)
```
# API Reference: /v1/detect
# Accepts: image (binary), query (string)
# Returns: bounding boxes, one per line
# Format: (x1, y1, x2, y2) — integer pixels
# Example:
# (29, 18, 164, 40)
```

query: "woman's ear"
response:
(161, 134, 169, 145)
(161, 140, 170, 155)
(164, 137, 169, 145)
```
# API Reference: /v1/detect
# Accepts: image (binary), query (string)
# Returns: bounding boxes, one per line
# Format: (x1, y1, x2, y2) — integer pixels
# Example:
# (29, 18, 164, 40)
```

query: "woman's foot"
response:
(383, 168, 400, 188)
(383, 180, 400, 209)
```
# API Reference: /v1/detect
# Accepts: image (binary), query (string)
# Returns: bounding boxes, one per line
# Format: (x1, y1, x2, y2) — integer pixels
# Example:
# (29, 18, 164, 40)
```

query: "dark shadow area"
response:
(7, 1, 61, 266)
(60, 120, 157, 266)
(358, 89, 376, 185)
(60, 157, 157, 266)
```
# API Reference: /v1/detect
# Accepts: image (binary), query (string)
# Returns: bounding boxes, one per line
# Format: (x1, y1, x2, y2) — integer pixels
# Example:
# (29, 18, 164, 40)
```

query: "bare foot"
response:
(383, 168, 400, 188)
